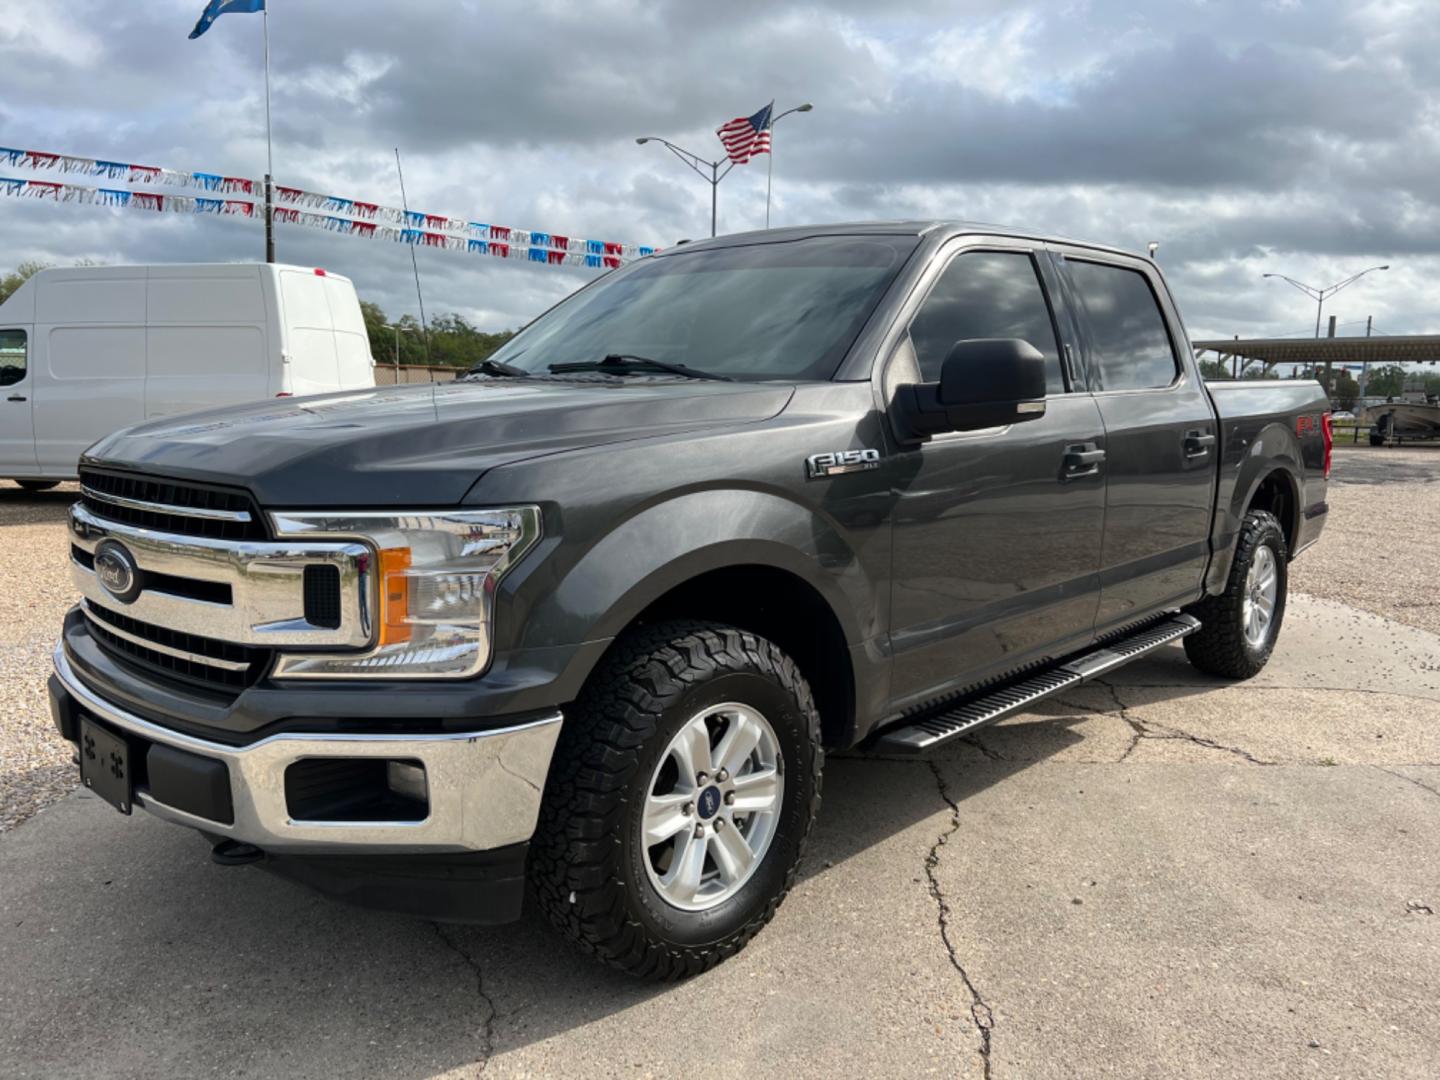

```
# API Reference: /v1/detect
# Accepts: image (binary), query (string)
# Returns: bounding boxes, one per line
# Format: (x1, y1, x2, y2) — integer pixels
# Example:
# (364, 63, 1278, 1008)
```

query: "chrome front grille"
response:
(78, 468, 264, 541)
(83, 601, 271, 695)
(69, 497, 376, 665)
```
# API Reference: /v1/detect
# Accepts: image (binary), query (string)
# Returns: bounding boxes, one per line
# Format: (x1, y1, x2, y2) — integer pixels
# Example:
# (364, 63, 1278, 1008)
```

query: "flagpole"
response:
(765, 100, 774, 229)
(262, 4, 275, 263)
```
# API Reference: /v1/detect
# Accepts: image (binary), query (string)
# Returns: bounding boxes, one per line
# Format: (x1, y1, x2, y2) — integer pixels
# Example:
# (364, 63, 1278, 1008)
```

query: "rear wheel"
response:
(529, 620, 822, 979)
(1184, 509, 1287, 679)
(16, 480, 59, 493)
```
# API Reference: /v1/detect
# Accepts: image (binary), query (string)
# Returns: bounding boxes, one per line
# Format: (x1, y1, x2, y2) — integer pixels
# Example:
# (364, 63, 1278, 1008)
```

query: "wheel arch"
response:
(510, 487, 876, 749)
(1204, 423, 1304, 595)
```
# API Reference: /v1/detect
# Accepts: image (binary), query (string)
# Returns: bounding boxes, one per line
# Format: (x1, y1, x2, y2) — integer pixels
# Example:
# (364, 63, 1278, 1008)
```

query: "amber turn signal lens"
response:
(378, 547, 412, 645)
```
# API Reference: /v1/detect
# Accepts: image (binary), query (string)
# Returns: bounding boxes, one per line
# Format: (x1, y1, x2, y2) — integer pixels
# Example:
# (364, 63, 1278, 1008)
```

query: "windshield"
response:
(487, 235, 919, 381)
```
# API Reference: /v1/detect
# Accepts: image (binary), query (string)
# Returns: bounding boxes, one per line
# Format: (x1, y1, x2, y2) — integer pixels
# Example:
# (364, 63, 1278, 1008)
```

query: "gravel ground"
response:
(0, 483, 80, 834)
(0, 446, 1434, 835)
(1289, 444, 1440, 635)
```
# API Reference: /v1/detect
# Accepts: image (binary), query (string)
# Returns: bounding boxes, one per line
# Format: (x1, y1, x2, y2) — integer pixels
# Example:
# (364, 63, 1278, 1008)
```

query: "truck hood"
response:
(84, 378, 794, 507)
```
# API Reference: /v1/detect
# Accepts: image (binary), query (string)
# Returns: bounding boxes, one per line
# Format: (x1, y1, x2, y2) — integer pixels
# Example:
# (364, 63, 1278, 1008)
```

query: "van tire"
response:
(1184, 509, 1287, 679)
(16, 480, 59, 493)
(529, 620, 822, 980)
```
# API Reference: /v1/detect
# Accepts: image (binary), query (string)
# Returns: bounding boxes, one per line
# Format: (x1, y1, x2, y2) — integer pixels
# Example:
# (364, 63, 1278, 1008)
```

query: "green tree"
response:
(0, 260, 48, 305)
(361, 299, 515, 370)
(1364, 364, 1407, 398)
(1198, 357, 1230, 380)
(1332, 368, 1360, 410)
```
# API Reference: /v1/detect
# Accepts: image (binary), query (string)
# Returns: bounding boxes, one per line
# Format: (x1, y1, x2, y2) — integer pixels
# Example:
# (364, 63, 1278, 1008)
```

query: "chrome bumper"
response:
(54, 646, 562, 855)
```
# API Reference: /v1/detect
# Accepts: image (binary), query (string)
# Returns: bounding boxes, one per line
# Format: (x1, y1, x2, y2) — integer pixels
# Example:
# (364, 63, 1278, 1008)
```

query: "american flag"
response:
(716, 102, 774, 164)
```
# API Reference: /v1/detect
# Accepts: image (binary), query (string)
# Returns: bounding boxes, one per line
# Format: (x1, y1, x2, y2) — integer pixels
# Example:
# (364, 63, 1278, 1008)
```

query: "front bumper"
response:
(51, 645, 563, 856)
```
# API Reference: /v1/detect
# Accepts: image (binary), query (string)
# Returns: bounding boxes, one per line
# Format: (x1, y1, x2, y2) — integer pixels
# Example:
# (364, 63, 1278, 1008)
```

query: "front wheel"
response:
(16, 480, 59, 493)
(1184, 509, 1288, 679)
(529, 621, 822, 979)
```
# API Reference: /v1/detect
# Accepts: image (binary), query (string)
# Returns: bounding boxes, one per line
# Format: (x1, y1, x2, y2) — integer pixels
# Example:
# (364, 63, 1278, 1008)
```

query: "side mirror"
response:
(893, 338, 1047, 439)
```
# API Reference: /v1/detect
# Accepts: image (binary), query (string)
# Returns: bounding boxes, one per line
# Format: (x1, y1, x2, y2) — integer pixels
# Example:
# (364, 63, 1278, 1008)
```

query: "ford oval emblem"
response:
(93, 540, 142, 604)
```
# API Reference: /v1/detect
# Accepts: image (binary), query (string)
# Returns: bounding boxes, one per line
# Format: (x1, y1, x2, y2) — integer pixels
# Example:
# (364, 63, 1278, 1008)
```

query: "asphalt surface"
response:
(2, 592, 1437, 1079)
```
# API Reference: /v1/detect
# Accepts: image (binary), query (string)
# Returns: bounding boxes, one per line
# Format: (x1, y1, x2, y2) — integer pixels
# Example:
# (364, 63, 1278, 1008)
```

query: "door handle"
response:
(6, 394, 26, 402)
(1184, 430, 1215, 457)
(1063, 443, 1105, 478)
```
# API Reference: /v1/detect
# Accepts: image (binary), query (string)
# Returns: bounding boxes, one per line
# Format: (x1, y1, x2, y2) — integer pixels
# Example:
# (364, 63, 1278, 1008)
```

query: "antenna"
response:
(394, 147, 431, 363)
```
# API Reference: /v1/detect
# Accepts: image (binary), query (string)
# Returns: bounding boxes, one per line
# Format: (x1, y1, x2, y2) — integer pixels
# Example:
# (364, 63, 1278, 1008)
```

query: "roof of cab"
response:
(656, 220, 1144, 262)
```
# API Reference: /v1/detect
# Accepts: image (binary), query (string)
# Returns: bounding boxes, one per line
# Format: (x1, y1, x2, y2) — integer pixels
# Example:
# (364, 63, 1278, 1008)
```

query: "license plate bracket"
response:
(79, 717, 133, 815)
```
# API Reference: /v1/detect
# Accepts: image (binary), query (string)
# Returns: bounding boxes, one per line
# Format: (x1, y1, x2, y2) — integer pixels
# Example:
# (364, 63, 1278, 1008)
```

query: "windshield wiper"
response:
(467, 357, 530, 378)
(548, 354, 732, 382)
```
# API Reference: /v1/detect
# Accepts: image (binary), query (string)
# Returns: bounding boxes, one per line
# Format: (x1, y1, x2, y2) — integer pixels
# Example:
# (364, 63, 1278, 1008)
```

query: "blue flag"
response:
(189, 0, 265, 40)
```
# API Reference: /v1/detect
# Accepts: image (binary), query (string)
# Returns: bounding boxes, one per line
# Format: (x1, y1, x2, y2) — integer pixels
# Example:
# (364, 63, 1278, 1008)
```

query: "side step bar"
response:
(872, 614, 1201, 755)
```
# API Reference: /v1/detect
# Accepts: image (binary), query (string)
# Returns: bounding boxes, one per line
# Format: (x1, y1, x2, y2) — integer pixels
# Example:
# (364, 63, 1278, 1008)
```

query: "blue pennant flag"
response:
(189, 0, 265, 40)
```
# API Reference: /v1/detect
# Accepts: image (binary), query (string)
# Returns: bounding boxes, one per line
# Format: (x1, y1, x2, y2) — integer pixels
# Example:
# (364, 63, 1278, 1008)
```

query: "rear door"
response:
(1053, 249, 1217, 631)
(0, 328, 37, 476)
(277, 269, 341, 395)
(883, 240, 1107, 709)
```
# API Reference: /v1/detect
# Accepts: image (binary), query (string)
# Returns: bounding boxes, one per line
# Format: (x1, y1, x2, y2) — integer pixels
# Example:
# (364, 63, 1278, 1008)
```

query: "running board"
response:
(872, 614, 1201, 755)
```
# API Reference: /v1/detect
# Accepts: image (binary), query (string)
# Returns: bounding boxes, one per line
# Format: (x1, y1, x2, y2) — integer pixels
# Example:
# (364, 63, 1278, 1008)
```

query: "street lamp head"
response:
(1262, 273, 1277, 278)
(635, 137, 650, 145)
(796, 103, 814, 112)
(1379, 264, 1390, 270)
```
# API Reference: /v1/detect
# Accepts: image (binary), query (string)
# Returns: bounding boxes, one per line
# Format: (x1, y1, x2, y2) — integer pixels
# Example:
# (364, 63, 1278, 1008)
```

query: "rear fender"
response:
(1205, 420, 1301, 593)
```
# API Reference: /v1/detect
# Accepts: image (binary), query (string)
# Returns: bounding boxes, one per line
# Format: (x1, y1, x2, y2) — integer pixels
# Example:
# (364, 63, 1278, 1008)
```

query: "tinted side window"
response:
(0, 329, 25, 387)
(1065, 260, 1177, 391)
(908, 251, 1064, 393)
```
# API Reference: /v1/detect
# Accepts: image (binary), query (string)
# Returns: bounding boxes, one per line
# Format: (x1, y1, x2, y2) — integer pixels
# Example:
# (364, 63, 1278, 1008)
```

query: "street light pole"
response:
(1262, 265, 1390, 395)
(1262, 265, 1390, 339)
(636, 136, 736, 238)
(765, 103, 813, 229)
(390, 324, 416, 382)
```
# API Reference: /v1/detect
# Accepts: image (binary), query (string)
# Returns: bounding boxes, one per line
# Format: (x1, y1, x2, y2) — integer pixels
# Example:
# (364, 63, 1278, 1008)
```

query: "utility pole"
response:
(262, 5, 275, 262)
(1323, 314, 1336, 396)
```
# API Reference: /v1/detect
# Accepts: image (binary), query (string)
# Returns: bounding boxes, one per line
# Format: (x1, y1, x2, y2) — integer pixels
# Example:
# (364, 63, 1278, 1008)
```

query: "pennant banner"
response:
(2, 146, 658, 260)
(0, 176, 646, 270)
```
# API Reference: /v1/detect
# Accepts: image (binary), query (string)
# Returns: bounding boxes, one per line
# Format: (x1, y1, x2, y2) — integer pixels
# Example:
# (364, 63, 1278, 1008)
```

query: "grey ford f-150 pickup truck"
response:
(49, 222, 1330, 979)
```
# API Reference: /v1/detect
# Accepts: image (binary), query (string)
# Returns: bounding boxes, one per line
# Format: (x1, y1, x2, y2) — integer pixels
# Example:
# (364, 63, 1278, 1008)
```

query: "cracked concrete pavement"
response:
(2, 592, 1437, 1078)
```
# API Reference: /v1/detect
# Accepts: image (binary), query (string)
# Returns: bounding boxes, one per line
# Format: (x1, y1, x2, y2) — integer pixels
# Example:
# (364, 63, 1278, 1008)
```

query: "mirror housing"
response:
(892, 338, 1048, 439)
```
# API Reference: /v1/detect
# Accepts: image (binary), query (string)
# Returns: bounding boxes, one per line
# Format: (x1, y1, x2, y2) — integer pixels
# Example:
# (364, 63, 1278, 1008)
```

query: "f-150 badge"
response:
(806, 448, 881, 479)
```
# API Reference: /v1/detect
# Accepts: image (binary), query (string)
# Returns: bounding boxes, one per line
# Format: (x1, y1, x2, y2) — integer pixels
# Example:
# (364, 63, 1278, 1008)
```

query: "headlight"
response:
(268, 507, 541, 679)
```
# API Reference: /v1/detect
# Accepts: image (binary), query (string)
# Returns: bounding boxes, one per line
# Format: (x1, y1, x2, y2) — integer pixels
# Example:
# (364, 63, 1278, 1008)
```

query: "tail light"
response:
(276, 392, 293, 398)
(1322, 412, 1333, 478)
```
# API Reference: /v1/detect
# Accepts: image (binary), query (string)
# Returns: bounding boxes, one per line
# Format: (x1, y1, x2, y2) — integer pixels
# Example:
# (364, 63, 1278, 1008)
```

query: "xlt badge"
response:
(806, 448, 881, 479)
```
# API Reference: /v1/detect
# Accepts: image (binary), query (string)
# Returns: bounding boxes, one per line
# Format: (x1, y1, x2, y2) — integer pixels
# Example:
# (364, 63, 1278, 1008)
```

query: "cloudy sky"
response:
(2, 0, 1438, 345)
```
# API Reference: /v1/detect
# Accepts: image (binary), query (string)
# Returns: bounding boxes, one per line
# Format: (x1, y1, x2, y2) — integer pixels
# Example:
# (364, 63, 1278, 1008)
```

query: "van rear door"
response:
(322, 275, 376, 390)
(277, 269, 341, 395)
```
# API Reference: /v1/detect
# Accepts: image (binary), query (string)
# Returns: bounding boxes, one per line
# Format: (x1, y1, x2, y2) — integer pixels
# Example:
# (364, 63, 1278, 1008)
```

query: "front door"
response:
(0, 328, 37, 477)
(884, 245, 1107, 711)
(1054, 251, 1216, 631)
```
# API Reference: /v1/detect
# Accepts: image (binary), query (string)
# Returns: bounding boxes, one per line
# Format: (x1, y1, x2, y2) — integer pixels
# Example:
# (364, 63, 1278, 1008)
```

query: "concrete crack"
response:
(957, 734, 1004, 761)
(924, 760, 995, 1080)
(1376, 766, 1440, 801)
(1098, 680, 1275, 766)
(434, 922, 497, 1071)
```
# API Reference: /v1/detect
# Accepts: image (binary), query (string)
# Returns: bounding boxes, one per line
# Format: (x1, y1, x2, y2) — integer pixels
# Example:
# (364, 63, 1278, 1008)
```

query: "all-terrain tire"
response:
(529, 620, 822, 980)
(16, 480, 59, 493)
(1183, 509, 1288, 679)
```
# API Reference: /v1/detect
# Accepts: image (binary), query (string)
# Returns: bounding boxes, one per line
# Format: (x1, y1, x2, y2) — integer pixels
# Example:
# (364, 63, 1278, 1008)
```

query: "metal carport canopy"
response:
(1191, 335, 1440, 365)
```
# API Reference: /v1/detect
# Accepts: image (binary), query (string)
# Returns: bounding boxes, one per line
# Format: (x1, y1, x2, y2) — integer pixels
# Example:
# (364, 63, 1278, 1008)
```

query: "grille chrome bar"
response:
(69, 502, 375, 649)
(82, 601, 252, 672)
(80, 483, 253, 523)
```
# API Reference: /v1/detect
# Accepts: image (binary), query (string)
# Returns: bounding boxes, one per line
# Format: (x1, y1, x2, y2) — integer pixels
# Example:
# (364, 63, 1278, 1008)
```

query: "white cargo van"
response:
(0, 263, 376, 488)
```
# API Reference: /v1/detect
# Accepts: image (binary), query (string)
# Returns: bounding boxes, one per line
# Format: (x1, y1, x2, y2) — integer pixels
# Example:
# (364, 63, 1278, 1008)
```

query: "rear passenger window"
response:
(908, 251, 1065, 393)
(1065, 260, 1178, 391)
(0, 329, 25, 386)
